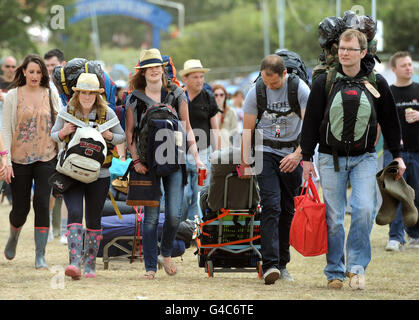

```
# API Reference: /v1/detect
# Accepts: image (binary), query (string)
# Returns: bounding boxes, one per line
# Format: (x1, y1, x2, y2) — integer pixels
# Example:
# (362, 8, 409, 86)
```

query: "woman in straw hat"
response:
(125, 48, 207, 279)
(51, 72, 125, 280)
(2, 54, 62, 270)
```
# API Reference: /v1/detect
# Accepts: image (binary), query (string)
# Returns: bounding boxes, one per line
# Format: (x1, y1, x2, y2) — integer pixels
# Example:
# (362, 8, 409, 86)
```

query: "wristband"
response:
(133, 159, 140, 165)
(0, 150, 8, 156)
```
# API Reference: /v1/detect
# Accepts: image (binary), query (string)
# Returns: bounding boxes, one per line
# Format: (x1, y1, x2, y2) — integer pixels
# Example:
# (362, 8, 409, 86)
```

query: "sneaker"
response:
(347, 272, 365, 290)
(263, 268, 280, 285)
(407, 237, 419, 249)
(48, 226, 54, 242)
(279, 268, 294, 282)
(327, 279, 343, 290)
(385, 240, 404, 252)
(59, 234, 67, 245)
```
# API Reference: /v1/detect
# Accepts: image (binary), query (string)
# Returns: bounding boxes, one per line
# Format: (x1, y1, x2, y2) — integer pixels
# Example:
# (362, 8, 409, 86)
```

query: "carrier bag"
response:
(289, 178, 328, 257)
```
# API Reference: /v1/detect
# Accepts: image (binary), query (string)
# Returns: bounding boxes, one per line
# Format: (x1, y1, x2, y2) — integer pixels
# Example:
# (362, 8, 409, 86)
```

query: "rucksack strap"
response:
(131, 89, 156, 108)
(262, 138, 299, 150)
(256, 74, 302, 123)
(255, 77, 267, 124)
(57, 109, 119, 133)
(60, 68, 70, 96)
(287, 74, 302, 118)
(58, 109, 89, 128)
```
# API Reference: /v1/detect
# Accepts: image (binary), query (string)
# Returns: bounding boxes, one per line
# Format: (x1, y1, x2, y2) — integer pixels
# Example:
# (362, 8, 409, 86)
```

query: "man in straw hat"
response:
(179, 59, 220, 222)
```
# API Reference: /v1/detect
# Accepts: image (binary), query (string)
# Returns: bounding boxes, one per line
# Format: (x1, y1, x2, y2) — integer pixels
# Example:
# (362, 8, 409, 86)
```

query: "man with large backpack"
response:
(239, 53, 310, 285)
(300, 29, 406, 290)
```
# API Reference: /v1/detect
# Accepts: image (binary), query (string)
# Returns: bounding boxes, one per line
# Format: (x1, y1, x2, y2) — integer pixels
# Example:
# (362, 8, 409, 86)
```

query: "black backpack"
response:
(129, 85, 184, 164)
(255, 50, 310, 122)
(253, 50, 310, 150)
(320, 71, 378, 171)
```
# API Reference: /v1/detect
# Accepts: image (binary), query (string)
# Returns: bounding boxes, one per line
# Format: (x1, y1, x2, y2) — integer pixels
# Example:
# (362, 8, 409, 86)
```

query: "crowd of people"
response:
(0, 27, 418, 289)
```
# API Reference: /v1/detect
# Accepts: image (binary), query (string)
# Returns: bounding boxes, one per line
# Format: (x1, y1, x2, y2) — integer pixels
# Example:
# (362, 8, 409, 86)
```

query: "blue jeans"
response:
(257, 152, 302, 273)
(318, 152, 377, 281)
(142, 169, 184, 272)
(384, 150, 419, 240)
(181, 147, 211, 221)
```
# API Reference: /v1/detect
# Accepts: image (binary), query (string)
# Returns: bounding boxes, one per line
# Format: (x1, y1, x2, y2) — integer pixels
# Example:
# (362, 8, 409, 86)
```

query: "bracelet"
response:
(133, 159, 140, 165)
(0, 150, 8, 156)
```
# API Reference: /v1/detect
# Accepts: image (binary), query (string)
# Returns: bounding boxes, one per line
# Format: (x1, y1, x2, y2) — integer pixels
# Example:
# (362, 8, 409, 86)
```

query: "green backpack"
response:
(320, 70, 379, 171)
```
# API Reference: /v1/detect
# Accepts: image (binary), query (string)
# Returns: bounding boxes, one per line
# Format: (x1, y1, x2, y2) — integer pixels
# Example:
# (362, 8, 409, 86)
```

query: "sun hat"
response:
(178, 59, 210, 77)
(72, 73, 104, 93)
(135, 48, 168, 69)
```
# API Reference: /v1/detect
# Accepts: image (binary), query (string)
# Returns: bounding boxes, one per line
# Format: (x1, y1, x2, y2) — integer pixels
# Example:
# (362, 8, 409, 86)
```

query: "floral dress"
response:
(11, 88, 57, 164)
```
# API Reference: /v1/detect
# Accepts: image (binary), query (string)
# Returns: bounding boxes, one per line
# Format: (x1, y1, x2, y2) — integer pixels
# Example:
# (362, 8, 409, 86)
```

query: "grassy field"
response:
(0, 200, 418, 301)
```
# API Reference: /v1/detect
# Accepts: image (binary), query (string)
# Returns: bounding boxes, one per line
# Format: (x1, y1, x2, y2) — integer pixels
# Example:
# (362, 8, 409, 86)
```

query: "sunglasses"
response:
(214, 93, 225, 97)
(4, 65, 16, 69)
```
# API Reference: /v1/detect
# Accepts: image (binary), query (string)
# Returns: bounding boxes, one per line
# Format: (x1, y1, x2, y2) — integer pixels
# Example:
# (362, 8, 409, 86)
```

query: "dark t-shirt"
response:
(0, 76, 12, 92)
(187, 90, 219, 148)
(390, 82, 419, 152)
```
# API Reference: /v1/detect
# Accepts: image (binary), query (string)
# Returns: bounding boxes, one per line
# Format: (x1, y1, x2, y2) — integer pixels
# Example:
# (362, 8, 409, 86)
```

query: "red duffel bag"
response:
(289, 177, 328, 256)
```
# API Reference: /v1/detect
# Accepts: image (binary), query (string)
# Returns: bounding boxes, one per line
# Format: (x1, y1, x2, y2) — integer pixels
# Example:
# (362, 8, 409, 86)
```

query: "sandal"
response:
(142, 271, 156, 280)
(158, 255, 177, 276)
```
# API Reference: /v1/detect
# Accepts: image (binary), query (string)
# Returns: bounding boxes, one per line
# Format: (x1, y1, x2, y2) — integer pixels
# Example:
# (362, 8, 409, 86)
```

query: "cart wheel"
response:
(257, 261, 263, 279)
(205, 260, 214, 278)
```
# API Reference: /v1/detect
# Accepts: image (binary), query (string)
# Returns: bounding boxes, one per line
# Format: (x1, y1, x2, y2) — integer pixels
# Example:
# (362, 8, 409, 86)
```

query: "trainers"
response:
(59, 234, 67, 245)
(347, 272, 365, 290)
(327, 279, 343, 289)
(385, 240, 404, 252)
(263, 268, 280, 285)
(407, 237, 419, 249)
(279, 268, 294, 281)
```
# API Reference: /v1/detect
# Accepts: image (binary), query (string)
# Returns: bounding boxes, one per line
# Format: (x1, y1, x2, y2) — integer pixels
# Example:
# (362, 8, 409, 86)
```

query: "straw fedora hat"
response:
(135, 48, 168, 69)
(179, 59, 210, 77)
(72, 73, 104, 93)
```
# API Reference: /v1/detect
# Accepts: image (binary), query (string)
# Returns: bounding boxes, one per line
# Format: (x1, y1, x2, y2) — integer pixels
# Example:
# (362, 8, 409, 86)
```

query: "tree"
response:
(0, 0, 59, 57)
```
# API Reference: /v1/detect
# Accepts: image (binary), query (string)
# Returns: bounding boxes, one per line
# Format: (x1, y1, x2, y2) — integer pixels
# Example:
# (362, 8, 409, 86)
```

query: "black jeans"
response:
(9, 158, 56, 228)
(256, 152, 302, 273)
(63, 177, 110, 230)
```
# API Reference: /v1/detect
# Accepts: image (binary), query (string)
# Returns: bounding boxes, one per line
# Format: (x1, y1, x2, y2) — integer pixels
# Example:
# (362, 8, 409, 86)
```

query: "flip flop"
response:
(158, 255, 177, 276)
(142, 271, 155, 280)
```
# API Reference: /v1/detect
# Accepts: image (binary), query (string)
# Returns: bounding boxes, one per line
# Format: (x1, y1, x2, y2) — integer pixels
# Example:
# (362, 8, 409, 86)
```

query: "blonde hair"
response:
(339, 29, 368, 51)
(68, 91, 108, 117)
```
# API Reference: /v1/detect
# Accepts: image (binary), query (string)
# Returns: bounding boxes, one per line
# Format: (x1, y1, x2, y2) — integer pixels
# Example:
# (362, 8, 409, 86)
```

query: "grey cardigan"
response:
(51, 105, 126, 178)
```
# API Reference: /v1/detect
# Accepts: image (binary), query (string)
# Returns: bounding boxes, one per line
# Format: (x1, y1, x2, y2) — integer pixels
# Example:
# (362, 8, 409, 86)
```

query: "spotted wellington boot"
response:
(83, 229, 102, 278)
(65, 224, 84, 280)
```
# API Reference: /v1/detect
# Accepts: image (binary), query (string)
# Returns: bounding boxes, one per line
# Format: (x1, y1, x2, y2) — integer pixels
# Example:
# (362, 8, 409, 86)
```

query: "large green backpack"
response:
(320, 70, 379, 171)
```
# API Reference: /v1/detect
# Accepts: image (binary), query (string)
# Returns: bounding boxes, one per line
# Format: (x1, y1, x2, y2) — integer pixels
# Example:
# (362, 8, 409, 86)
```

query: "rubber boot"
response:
(83, 229, 102, 278)
(52, 197, 63, 238)
(65, 224, 84, 280)
(376, 163, 400, 225)
(4, 224, 22, 260)
(377, 161, 418, 227)
(35, 227, 49, 270)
